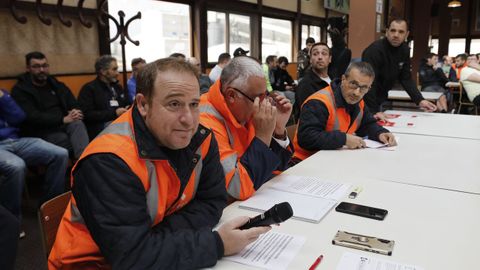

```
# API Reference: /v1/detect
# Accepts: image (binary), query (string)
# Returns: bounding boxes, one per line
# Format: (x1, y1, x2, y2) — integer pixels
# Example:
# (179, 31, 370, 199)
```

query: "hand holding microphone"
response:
(239, 202, 293, 230)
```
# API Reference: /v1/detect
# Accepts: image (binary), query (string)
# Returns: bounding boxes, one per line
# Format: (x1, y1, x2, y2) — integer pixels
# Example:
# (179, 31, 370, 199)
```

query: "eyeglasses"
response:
(29, 63, 49, 69)
(346, 80, 370, 93)
(231, 87, 268, 103)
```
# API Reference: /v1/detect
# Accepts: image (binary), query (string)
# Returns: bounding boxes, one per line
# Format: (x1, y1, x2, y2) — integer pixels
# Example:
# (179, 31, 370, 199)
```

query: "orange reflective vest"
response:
(48, 109, 211, 269)
(199, 80, 257, 200)
(292, 85, 364, 161)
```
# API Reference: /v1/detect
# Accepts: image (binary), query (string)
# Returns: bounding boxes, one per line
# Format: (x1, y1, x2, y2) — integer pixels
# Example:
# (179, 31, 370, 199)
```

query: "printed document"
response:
(364, 138, 399, 151)
(224, 231, 305, 270)
(270, 174, 350, 201)
(336, 252, 425, 270)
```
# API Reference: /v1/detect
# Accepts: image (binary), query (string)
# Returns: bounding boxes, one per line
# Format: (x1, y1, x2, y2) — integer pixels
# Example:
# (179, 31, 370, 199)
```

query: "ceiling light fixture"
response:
(448, 0, 462, 8)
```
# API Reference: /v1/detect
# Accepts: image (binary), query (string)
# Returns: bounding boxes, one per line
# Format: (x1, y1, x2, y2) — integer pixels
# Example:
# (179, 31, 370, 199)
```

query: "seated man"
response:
(262, 55, 277, 92)
(0, 89, 67, 231)
(188, 57, 212, 94)
(78, 55, 131, 139)
(11, 51, 89, 159)
(292, 62, 396, 162)
(209, 53, 231, 83)
(49, 58, 270, 269)
(460, 65, 480, 107)
(272, 56, 296, 104)
(418, 53, 449, 112)
(200, 56, 293, 201)
(127, 57, 146, 102)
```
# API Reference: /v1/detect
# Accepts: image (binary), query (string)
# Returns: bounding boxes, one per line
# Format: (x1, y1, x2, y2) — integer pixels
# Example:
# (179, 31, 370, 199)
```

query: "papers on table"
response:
(364, 138, 399, 151)
(336, 252, 425, 270)
(378, 113, 419, 128)
(271, 174, 350, 201)
(239, 176, 350, 223)
(224, 231, 305, 270)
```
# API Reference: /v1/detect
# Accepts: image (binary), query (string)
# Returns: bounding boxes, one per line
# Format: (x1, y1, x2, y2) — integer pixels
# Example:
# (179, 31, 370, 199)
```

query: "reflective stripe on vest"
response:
(200, 104, 242, 198)
(69, 120, 205, 224)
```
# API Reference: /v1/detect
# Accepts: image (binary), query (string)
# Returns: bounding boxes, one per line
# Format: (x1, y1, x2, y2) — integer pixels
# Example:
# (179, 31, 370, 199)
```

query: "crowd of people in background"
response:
(1, 16, 480, 270)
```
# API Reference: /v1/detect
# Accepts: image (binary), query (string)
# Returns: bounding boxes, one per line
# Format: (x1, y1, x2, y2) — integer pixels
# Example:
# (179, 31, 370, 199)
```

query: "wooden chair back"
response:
(38, 191, 72, 258)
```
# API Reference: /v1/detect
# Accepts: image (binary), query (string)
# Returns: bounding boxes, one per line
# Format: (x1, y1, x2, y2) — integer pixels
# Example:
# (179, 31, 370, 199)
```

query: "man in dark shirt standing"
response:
(78, 55, 130, 139)
(11, 51, 89, 159)
(362, 19, 437, 120)
(294, 42, 331, 119)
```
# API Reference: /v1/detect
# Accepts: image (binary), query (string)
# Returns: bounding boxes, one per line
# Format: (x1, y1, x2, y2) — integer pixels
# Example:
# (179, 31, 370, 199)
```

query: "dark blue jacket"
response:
(72, 107, 227, 269)
(0, 89, 26, 140)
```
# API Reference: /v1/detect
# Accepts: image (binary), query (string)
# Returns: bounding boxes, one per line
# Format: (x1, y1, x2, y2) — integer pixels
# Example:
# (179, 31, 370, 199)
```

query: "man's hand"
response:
(217, 216, 271, 256)
(345, 134, 366, 149)
(271, 94, 292, 136)
(253, 97, 276, 146)
(115, 107, 128, 116)
(419, 100, 437, 112)
(378, 133, 397, 146)
(63, 109, 83, 123)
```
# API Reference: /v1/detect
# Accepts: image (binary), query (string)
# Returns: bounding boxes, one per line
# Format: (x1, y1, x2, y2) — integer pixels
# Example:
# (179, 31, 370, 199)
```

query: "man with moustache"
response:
(295, 42, 332, 119)
(78, 55, 131, 139)
(12, 51, 89, 159)
(292, 62, 396, 162)
(362, 19, 437, 120)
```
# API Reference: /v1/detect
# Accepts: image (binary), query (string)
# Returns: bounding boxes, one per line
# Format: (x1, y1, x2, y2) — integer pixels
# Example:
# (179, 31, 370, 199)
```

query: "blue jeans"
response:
(0, 138, 68, 219)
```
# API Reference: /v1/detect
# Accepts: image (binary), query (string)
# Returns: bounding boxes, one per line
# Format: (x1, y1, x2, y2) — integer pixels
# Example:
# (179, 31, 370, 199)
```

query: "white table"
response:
(383, 110, 480, 140)
(388, 90, 443, 101)
(292, 133, 480, 194)
(214, 174, 480, 270)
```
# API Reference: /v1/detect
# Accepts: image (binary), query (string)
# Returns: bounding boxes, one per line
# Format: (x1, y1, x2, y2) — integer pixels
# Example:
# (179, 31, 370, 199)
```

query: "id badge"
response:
(110, 100, 119, 107)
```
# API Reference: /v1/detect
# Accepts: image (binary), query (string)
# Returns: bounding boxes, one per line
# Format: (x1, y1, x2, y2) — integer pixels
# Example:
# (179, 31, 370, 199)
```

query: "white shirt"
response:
(320, 76, 331, 84)
(460, 67, 480, 102)
(209, 65, 223, 83)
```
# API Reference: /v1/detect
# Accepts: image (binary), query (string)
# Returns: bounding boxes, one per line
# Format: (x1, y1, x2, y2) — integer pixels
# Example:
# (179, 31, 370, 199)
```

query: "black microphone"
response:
(239, 202, 293, 230)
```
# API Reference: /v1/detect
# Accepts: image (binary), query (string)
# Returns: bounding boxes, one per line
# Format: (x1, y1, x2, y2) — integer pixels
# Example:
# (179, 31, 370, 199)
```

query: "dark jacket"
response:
(272, 68, 294, 92)
(297, 81, 389, 150)
(72, 107, 227, 269)
(362, 38, 425, 113)
(11, 73, 79, 137)
(78, 77, 130, 139)
(294, 69, 330, 119)
(0, 89, 26, 140)
(418, 62, 448, 90)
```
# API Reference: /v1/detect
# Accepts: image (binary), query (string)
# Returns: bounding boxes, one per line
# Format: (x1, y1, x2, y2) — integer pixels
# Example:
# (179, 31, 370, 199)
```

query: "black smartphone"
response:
(335, 202, 388, 220)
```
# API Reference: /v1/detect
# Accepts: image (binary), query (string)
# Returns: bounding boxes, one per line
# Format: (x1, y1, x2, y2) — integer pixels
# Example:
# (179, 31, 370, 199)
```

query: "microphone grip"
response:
(239, 214, 270, 230)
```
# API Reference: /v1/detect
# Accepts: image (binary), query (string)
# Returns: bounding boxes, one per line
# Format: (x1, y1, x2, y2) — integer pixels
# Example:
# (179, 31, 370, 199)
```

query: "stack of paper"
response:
(239, 175, 350, 223)
(336, 252, 425, 270)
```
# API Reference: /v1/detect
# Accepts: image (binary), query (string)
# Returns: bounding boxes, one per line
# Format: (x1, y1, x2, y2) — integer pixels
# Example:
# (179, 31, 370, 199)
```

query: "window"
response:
(207, 11, 251, 63)
(448, 39, 466, 57)
(108, 0, 191, 71)
(469, 39, 480, 54)
(430, 38, 439, 54)
(301, 24, 321, 49)
(262, 17, 292, 62)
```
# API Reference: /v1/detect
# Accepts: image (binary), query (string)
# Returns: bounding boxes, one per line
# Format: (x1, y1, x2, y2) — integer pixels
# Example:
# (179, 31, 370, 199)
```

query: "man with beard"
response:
(362, 19, 437, 120)
(78, 55, 131, 139)
(294, 42, 332, 119)
(292, 62, 396, 163)
(11, 51, 89, 159)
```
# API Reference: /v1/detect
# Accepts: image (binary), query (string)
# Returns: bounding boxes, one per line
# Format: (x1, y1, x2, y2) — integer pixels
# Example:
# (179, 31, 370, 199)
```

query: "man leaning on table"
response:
(292, 62, 396, 163)
(48, 58, 270, 270)
(200, 56, 293, 201)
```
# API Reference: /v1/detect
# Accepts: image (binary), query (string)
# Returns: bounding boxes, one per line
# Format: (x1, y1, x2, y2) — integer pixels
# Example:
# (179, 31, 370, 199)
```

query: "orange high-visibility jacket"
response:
(292, 85, 364, 161)
(48, 109, 211, 269)
(199, 80, 261, 200)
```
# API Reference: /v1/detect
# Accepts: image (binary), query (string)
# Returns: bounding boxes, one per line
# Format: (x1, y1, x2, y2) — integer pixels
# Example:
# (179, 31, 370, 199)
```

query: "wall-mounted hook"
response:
(57, 0, 72, 27)
(9, 0, 27, 24)
(97, 0, 108, 27)
(36, 0, 52, 25)
(77, 0, 92, 28)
